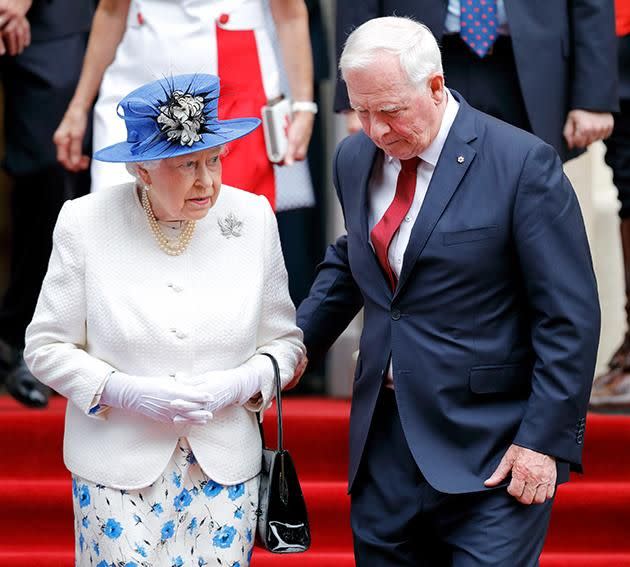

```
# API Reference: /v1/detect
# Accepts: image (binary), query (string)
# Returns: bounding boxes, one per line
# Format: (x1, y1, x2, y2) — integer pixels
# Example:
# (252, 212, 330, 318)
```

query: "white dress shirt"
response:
(368, 90, 459, 386)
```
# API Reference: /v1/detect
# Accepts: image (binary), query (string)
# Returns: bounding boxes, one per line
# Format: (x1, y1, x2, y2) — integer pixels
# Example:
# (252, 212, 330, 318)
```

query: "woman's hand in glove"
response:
(179, 366, 262, 416)
(100, 372, 213, 425)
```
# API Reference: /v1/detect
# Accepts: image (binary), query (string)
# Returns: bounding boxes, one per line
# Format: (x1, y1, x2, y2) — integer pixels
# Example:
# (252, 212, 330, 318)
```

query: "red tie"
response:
(371, 157, 420, 290)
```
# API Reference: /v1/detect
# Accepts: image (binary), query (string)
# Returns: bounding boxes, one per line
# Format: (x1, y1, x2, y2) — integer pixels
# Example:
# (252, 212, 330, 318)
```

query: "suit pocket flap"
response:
(443, 226, 498, 245)
(469, 364, 531, 394)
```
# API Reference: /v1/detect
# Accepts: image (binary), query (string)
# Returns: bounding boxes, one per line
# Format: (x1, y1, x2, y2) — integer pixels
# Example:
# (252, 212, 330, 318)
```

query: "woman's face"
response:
(137, 146, 223, 221)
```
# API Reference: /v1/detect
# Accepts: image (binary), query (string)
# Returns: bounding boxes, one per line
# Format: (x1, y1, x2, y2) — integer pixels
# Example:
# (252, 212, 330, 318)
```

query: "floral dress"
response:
(72, 439, 259, 567)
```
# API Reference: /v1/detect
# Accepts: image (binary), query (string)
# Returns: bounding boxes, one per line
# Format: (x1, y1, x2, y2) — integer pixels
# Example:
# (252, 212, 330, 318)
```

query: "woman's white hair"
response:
(125, 160, 161, 179)
(339, 16, 443, 91)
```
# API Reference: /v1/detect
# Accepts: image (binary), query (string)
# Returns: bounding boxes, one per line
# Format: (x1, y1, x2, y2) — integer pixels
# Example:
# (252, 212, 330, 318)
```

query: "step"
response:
(0, 479, 352, 552)
(0, 550, 358, 567)
(2, 396, 630, 483)
(541, 553, 630, 567)
(546, 482, 630, 552)
(2, 478, 630, 553)
(0, 396, 350, 482)
(1, 550, 630, 567)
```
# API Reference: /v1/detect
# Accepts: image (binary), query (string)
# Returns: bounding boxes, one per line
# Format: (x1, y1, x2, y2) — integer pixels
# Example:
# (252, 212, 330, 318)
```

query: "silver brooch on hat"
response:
(218, 212, 243, 238)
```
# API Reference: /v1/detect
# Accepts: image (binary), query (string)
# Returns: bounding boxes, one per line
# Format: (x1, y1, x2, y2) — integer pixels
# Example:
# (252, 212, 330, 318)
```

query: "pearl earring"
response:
(145, 184, 152, 192)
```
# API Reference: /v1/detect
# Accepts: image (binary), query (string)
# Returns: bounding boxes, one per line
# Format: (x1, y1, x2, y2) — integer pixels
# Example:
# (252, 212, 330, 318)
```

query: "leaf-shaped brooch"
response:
(218, 212, 243, 239)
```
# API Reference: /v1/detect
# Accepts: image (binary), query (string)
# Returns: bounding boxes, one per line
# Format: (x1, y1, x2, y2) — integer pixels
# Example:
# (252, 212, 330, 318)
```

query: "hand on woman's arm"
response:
(54, 0, 130, 172)
(270, 0, 314, 165)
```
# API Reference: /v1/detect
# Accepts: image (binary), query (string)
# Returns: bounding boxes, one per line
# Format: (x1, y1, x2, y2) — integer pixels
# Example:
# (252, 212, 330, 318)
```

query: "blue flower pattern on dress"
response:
(213, 525, 237, 548)
(79, 484, 91, 508)
(103, 518, 123, 539)
(72, 440, 258, 566)
(227, 483, 244, 501)
(161, 520, 175, 540)
(203, 479, 222, 499)
(173, 488, 192, 511)
(187, 517, 198, 534)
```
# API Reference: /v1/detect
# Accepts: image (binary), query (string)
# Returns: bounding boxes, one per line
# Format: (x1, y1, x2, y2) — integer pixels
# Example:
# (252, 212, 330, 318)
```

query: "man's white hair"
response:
(339, 16, 443, 90)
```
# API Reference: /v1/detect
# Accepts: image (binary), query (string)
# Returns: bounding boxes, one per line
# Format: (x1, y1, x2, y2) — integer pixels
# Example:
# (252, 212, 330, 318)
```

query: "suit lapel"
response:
(394, 94, 478, 298)
(355, 135, 378, 245)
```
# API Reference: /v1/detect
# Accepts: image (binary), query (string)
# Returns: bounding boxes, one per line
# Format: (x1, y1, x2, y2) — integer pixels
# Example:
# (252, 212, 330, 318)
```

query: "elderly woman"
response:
(24, 74, 304, 567)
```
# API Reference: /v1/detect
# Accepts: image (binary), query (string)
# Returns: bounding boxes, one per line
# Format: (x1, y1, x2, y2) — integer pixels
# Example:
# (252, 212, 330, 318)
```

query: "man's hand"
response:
(563, 110, 614, 150)
(284, 354, 308, 391)
(484, 444, 557, 505)
(1, 14, 29, 55)
(0, 0, 32, 26)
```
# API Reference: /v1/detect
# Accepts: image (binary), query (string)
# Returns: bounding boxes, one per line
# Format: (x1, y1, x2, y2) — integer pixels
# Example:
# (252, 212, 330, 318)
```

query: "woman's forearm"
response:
(269, 0, 313, 102)
(69, 0, 131, 112)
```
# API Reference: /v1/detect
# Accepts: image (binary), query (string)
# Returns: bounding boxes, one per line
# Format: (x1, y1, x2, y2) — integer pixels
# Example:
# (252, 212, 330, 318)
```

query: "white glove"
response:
(100, 371, 213, 425)
(179, 364, 262, 416)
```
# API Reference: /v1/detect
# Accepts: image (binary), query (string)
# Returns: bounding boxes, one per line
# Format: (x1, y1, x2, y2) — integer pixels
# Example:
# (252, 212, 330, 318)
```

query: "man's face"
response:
(345, 54, 445, 160)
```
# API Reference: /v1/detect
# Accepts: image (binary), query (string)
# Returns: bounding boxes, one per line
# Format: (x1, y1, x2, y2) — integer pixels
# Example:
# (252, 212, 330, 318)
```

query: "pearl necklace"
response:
(141, 187, 196, 256)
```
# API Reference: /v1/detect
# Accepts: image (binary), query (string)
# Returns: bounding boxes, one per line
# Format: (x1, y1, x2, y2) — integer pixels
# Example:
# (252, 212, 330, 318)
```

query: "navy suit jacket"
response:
(297, 92, 600, 493)
(334, 0, 618, 162)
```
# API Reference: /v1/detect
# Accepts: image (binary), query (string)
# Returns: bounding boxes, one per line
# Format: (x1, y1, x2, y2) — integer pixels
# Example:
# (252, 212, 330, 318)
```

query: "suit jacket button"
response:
(391, 309, 401, 320)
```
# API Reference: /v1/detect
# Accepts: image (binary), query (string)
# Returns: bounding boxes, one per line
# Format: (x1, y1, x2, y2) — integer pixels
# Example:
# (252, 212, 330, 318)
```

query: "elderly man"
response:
(297, 17, 600, 566)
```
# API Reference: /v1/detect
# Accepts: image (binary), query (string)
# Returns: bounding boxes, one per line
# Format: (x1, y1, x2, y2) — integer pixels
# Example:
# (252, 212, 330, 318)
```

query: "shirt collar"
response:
(385, 88, 460, 168)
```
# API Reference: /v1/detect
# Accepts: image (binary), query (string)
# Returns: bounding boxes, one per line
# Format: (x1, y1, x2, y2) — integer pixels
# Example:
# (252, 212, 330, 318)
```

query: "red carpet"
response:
(0, 395, 628, 566)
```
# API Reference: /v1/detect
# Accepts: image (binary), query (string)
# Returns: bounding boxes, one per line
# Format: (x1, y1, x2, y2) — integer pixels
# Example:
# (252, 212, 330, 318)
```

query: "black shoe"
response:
(5, 356, 52, 408)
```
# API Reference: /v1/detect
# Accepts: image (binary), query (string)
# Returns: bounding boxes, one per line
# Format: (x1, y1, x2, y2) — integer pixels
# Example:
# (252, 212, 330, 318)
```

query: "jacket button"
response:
(391, 309, 401, 320)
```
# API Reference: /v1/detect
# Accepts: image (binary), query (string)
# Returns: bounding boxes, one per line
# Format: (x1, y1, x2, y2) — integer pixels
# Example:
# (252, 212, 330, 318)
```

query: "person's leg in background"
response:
(590, 101, 630, 407)
(0, 32, 91, 407)
(590, 34, 630, 409)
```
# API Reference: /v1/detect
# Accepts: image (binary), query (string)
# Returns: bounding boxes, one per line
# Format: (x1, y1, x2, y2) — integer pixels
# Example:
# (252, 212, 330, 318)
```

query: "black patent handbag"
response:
(256, 352, 311, 553)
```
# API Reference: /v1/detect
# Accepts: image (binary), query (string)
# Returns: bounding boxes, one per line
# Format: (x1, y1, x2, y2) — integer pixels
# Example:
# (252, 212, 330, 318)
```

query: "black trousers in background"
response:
(605, 100, 630, 219)
(441, 34, 531, 136)
(0, 32, 91, 350)
(351, 389, 554, 566)
(0, 167, 90, 348)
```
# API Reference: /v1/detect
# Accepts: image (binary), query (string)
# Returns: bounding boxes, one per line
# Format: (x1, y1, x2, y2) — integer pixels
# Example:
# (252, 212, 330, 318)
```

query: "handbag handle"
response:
(258, 352, 284, 451)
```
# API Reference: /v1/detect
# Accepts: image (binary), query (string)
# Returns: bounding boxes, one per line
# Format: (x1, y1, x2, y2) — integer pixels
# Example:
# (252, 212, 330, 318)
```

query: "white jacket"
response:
(24, 183, 304, 489)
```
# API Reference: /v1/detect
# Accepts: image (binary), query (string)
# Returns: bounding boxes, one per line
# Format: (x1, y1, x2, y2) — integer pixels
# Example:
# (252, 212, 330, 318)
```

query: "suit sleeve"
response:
(511, 142, 600, 470)
(333, 0, 380, 112)
(296, 140, 364, 363)
(23, 200, 116, 417)
(570, 0, 619, 112)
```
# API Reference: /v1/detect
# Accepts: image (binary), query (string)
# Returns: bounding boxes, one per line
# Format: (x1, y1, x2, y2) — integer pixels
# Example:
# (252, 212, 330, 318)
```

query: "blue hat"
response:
(93, 74, 260, 163)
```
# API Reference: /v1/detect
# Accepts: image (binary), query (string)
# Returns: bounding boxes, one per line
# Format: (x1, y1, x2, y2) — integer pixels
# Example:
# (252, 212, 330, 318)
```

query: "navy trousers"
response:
(351, 388, 554, 566)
